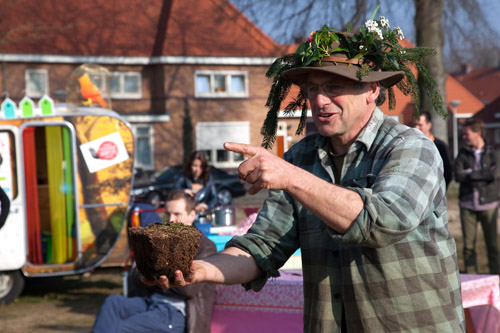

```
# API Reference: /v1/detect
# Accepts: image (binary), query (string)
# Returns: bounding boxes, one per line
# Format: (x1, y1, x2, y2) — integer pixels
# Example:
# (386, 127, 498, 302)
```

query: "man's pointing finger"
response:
(224, 142, 259, 158)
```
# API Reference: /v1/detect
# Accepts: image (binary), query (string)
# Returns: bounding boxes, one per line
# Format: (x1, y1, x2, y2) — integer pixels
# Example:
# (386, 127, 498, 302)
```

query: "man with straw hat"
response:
(145, 9, 465, 332)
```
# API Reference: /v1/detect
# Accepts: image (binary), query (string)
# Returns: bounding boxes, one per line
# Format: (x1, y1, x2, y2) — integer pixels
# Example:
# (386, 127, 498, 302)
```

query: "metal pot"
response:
(214, 206, 235, 226)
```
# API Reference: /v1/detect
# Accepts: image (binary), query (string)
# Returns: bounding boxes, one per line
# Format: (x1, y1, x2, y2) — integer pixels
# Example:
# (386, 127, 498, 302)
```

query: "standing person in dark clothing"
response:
(454, 118, 500, 275)
(414, 111, 453, 189)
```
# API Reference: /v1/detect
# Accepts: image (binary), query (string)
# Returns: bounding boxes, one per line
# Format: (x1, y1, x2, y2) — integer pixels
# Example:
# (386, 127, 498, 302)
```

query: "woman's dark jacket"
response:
(454, 144, 500, 205)
(174, 174, 219, 210)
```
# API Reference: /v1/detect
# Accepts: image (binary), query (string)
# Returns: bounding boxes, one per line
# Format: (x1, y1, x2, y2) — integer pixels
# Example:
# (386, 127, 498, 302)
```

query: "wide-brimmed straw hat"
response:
(260, 9, 446, 149)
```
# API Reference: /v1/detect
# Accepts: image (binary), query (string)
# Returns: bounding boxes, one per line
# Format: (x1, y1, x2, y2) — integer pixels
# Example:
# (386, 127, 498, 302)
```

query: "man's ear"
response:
(366, 82, 380, 104)
(188, 209, 196, 222)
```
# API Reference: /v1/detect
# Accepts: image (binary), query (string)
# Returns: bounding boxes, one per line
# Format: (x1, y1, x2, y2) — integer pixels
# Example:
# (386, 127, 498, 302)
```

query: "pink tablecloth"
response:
(210, 270, 303, 333)
(461, 274, 500, 333)
(211, 271, 500, 333)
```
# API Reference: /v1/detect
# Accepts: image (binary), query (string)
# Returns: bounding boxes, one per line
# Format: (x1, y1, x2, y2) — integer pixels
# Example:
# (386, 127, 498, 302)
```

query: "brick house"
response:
(0, 0, 296, 172)
(452, 63, 500, 149)
(452, 63, 500, 105)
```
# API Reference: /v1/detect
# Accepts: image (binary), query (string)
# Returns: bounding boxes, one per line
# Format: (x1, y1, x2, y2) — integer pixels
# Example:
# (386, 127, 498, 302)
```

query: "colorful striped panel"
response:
(45, 126, 68, 264)
(62, 127, 75, 259)
(24, 128, 43, 264)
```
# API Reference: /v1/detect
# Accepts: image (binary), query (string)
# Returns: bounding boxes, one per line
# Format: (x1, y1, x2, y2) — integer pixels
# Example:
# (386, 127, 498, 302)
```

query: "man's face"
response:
(304, 72, 376, 141)
(462, 127, 481, 147)
(414, 115, 432, 136)
(165, 198, 196, 226)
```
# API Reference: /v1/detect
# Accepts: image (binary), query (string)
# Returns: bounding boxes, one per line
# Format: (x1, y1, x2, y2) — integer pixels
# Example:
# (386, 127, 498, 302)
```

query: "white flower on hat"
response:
(380, 16, 390, 28)
(359, 45, 364, 50)
(394, 26, 404, 40)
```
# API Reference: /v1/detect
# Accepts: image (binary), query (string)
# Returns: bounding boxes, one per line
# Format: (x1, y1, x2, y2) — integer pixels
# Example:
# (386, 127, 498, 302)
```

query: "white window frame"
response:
(110, 72, 142, 99)
(196, 121, 249, 168)
(194, 70, 248, 98)
(25, 69, 48, 98)
(88, 72, 109, 97)
(132, 124, 155, 170)
(203, 149, 245, 169)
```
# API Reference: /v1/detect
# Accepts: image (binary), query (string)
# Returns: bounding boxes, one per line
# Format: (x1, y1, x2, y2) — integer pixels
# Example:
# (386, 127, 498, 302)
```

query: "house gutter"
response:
(0, 54, 277, 66)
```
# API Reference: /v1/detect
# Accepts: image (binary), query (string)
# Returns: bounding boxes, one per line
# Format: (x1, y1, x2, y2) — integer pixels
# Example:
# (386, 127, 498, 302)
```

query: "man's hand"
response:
(195, 203, 209, 212)
(224, 142, 292, 195)
(140, 260, 208, 289)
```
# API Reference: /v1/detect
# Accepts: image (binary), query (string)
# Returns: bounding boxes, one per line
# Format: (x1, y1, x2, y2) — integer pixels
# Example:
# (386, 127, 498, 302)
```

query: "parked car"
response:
(131, 165, 247, 208)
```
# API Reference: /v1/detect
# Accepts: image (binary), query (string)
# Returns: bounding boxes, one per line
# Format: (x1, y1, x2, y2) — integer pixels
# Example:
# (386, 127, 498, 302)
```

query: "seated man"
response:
(92, 190, 217, 333)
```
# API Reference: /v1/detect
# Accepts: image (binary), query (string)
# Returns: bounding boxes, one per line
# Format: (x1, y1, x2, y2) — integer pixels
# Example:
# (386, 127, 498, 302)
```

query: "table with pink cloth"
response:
(461, 274, 500, 333)
(210, 270, 500, 333)
(210, 270, 303, 333)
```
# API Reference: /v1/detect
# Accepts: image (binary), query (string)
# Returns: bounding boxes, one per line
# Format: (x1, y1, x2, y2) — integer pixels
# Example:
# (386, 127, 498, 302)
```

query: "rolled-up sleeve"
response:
(225, 190, 300, 291)
(329, 135, 443, 248)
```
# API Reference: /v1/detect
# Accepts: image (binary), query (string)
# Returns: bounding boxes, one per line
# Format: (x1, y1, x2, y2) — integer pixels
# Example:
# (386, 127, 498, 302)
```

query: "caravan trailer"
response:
(0, 99, 135, 304)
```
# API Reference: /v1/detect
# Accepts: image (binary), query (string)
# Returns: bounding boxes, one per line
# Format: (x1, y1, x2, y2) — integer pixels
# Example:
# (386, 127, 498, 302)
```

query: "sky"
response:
(232, 0, 500, 71)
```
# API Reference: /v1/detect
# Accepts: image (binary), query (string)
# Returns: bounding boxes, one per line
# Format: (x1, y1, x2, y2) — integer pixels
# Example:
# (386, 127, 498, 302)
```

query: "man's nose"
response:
(314, 88, 331, 106)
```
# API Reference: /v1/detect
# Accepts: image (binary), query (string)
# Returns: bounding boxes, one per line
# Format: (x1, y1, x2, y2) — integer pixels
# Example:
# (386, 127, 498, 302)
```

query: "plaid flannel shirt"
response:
(227, 108, 465, 332)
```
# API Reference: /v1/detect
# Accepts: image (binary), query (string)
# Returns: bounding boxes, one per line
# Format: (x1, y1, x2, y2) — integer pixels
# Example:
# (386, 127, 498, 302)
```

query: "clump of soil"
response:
(128, 222, 201, 282)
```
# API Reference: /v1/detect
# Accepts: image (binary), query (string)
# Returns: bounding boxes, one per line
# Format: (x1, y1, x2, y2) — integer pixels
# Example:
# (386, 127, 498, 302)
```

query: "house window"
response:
(89, 72, 108, 96)
(195, 71, 248, 98)
(25, 69, 48, 98)
(196, 121, 249, 168)
(133, 125, 154, 170)
(110, 72, 142, 99)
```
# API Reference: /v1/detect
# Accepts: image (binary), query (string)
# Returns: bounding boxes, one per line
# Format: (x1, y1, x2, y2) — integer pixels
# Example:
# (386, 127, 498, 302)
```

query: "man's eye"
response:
(307, 86, 318, 94)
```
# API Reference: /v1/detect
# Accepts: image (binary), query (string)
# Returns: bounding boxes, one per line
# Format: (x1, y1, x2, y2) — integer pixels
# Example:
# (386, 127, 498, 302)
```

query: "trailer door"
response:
(0, 127, 25, 270)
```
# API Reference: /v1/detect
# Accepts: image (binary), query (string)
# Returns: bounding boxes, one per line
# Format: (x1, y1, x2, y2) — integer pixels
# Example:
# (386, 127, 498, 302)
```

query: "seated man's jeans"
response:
(92, 295, 185, 333)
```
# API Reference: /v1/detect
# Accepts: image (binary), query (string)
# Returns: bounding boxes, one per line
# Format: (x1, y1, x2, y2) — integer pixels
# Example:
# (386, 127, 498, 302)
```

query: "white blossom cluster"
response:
(364, 19, 384, 39)
(394, 26, 404, 40)
(379, 16, 390, 28)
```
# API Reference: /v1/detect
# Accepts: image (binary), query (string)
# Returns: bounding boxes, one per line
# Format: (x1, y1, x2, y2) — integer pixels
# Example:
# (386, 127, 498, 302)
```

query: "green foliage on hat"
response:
(261, 6, 447, 149)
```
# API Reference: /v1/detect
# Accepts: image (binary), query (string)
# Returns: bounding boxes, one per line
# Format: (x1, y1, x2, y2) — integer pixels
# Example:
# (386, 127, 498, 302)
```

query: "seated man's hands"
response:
(195, 203, 209, 212)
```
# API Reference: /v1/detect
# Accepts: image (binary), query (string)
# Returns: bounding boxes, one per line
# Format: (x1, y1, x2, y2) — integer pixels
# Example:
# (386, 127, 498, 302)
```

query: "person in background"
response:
(174, 151, 218, 213)
(414, 111, 453, 189)
(92, 190, 216, 333)
(454, 118, 500, 275)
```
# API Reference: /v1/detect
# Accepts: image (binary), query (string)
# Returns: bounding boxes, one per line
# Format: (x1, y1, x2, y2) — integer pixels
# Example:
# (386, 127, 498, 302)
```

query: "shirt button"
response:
(334, 293, 341, 299)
